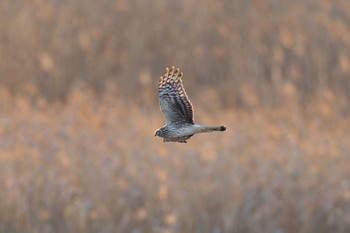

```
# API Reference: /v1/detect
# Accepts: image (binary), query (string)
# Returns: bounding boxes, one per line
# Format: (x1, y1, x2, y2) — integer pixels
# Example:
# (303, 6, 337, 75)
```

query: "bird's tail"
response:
(194, 125, 226, 133)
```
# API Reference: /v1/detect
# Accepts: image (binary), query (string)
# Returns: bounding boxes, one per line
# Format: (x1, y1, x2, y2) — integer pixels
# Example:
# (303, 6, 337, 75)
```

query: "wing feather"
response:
(158, 66, 194, 124)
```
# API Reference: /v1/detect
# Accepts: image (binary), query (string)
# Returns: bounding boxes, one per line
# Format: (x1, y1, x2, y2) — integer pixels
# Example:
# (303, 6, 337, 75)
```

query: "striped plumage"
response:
(155, 66, 226, 143)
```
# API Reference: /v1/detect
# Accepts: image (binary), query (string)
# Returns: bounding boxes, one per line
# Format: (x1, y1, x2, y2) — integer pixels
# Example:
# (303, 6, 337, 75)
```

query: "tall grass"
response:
(1, 0, 350, 232)
(1, 0, 350, 107)
(0, 86, 349, 233)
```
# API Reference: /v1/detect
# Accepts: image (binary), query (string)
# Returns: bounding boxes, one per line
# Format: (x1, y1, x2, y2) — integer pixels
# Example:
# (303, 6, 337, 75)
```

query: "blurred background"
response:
(0, 0, 350, 232)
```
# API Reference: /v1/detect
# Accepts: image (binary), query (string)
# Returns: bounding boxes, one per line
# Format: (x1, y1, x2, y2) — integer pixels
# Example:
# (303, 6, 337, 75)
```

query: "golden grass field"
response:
(1, 0, 350, 232)
(0, 85, 349, 233)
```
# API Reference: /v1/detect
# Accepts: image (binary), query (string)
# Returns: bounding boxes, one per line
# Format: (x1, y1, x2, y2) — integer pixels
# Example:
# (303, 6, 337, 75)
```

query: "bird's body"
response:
(155, 66, 226, 143)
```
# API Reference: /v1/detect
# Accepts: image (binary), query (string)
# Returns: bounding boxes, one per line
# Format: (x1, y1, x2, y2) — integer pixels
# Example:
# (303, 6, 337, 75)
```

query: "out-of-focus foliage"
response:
(1, 0, 350, 108)
(0, 86, 349, 232)
(1, 0, 350, 232)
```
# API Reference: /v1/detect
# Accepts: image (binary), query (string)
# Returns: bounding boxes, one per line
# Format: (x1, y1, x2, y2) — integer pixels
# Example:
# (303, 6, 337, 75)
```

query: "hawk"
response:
(154, 66, 226, 143)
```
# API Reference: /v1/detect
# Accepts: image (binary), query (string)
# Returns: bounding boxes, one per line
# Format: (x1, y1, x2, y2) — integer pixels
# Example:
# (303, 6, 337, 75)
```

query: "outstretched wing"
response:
(158, 66, 194, 124)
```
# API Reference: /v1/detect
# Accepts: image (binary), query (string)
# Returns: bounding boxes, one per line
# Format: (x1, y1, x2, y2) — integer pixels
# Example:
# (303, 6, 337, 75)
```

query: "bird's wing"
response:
(158, 66, 194, 124)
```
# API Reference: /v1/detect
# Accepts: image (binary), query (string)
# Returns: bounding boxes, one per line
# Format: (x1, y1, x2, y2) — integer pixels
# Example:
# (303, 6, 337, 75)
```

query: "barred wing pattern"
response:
(159, 66, 194, 124)
(155, 66, 226, 143)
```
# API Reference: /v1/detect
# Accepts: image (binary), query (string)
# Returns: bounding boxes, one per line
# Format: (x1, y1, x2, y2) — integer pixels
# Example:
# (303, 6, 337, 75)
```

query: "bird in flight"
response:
(155, 66, 226, 143)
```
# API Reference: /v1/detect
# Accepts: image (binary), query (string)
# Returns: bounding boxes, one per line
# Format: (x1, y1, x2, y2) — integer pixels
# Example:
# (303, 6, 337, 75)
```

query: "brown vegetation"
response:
(0, 85, 349, 232)
(1, 0, 350, 107)
(0, 0, 350, 232)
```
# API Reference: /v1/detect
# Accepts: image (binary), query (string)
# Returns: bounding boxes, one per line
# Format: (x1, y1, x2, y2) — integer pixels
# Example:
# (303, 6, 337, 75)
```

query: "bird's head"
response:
(154, 130, 160, 137)
(154, 128, 164, 137)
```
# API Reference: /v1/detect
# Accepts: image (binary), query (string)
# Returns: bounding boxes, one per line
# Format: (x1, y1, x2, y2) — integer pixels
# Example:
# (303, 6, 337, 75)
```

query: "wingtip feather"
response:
(169, 66, 175, 76)
(164, 67, 169, 76)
